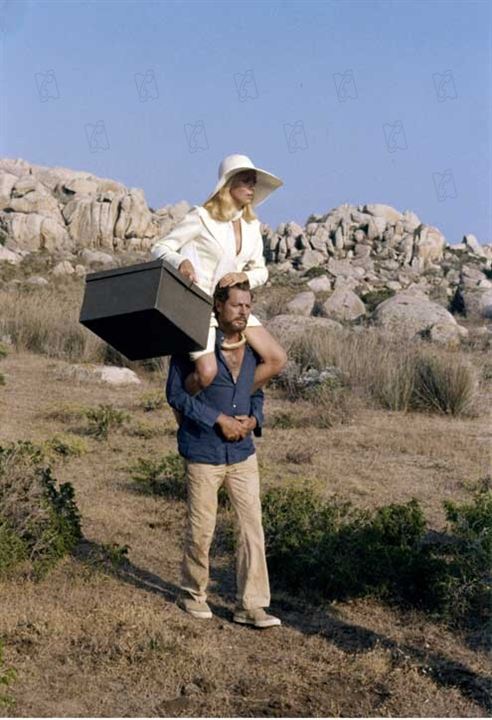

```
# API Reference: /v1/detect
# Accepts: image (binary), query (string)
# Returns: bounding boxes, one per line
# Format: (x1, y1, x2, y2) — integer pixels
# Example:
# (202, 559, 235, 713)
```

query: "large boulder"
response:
(0, 246, 22, 264)
(53, 364, 141, 385)
(461, 288, 492, 320)
(321, 288, 366, 322)
(364, 203, 403, 225)
(413, 225, 445, 269)
(374, 289, 461, 339)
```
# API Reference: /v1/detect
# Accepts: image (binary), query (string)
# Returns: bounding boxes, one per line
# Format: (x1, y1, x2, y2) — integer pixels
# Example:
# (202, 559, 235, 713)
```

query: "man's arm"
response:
(235, 387, 264, 438)
(250, 387, 264, 437)
(166, 357, 220, 430)
(166, 357, 248, 441)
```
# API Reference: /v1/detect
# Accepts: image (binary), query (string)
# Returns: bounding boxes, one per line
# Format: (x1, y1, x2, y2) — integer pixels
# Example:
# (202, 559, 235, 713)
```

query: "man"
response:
(166, 280, 281, 628)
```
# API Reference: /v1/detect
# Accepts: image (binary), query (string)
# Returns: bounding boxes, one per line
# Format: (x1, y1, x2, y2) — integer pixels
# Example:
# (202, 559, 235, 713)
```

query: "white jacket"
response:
(150, 205, 268, 296)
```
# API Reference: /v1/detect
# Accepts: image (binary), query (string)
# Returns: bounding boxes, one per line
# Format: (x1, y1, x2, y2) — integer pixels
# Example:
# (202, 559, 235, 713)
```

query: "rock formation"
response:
(1, 158, 491, 343)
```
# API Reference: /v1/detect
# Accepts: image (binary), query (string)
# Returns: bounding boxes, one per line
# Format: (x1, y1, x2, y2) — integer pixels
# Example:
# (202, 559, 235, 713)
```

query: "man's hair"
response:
(213, 280, 253, 318)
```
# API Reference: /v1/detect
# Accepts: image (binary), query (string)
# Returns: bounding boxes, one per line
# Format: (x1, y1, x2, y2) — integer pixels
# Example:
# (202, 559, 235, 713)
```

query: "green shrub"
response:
(129, 453, 187, 499)
(125, 420, 165, 439)
(437, 484, 492, 625)
(0, 373, 4, 387)
(84, 404, 131, 439)
(284, 448, 314, 465)
(141, 391, 165, 412)
(128, 453, 230, 508)
(270, 410, 300, 429)
(0, 522, 28, 577)
(0, 640, 16, 708)
(44, 404, 87, 424)
(262, 483, 491, 628)
(303, 265, 329, 279)
(43, 434, 87, 460)
(361, 289, 395, 313)
(0, 343, 8, 360)
(0, 441, 82, 578)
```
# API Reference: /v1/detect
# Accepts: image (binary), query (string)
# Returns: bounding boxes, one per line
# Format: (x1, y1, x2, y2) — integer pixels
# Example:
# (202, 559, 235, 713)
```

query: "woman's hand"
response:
(178, 259, 198, 284)
(219, 271, 248, 288)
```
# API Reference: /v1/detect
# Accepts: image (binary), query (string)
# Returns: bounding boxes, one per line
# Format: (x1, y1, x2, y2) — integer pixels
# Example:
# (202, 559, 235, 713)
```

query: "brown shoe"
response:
(178, 597, 213, 619)
(233, 608, 281, 628)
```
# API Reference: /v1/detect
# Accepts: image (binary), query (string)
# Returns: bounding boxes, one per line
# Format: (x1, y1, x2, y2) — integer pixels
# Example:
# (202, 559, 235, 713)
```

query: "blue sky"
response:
(0, 0, 490, 245)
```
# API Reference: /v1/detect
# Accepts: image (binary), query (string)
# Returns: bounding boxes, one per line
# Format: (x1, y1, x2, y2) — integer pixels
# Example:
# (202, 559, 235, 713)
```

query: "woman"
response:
(151, 153, 287, 394)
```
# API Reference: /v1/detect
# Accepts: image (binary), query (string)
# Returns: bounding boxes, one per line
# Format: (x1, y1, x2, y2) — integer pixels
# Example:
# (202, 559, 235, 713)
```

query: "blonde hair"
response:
(202, 176, 257, 223)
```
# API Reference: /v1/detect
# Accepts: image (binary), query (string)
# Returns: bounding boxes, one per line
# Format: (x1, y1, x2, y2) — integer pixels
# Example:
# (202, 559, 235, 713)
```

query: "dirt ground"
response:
(0, 350, 490, 717)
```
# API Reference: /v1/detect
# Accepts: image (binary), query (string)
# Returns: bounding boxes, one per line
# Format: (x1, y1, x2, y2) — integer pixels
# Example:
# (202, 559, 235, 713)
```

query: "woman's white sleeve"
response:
(150, 208, 202, 271)
(243, 223, 269, 289)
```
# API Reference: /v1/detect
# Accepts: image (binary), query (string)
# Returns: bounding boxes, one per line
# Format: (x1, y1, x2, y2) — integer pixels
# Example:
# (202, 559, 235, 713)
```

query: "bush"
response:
(43, 434, 87, 460)
(0, 441, 82, 578)
(141, 391, 165, 412)
(362, 289, 395, 313)
(280, 328, 480, 417)
(0, 373, 4, 387)
(411, 354, 478, 416)
(262, 483, 491, 628)
(129, 453, 187, 499)
(128, 453, 230, 508)
(284, 448, 314, 465)
(0, 639, 16, 709)
(0, 343, 8, 360)
(369, 349, 416, 411)
(84, 404, 131, 440)
(437, 483, 492, 625)
(125, 421, 166, 439)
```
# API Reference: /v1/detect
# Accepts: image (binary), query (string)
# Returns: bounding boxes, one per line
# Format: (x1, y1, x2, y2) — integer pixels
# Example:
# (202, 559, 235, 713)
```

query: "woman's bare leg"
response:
(184, 352, 218, 396)
(244, 326, 287, 391)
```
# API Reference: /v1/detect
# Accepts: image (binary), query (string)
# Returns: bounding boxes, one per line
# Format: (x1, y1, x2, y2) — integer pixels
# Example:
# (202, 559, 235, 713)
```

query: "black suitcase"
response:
(79, 259, 213, 360)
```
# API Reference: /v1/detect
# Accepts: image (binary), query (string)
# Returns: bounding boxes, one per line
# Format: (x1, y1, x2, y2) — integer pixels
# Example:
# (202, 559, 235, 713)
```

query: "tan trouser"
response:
(181, 452, 271, 610)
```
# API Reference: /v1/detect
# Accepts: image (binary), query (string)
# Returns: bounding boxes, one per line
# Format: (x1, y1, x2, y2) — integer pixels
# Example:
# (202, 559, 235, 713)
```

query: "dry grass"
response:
(0, 349, 490, 716)
(283, 327, 483, 416)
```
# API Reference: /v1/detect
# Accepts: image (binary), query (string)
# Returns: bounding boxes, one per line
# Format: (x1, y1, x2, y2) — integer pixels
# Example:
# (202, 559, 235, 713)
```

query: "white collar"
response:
(231, 207, 243, 221)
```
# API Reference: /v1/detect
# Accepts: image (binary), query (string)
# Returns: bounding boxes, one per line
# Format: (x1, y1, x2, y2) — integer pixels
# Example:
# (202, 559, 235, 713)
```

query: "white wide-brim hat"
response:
(203, 153, 283, 209)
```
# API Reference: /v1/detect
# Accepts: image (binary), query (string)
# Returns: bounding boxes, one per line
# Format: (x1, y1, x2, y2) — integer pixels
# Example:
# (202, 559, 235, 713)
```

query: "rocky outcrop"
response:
(0, 158, 187, 259)
(1, 158, 490, 347)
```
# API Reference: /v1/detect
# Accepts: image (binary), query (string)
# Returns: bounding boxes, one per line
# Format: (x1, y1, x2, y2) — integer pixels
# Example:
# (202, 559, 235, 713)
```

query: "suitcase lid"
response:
(84, 258, 213, 305)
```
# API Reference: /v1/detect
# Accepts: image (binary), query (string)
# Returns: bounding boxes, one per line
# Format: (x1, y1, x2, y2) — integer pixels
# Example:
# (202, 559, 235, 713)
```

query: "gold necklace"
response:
(220, 332, 247, 351)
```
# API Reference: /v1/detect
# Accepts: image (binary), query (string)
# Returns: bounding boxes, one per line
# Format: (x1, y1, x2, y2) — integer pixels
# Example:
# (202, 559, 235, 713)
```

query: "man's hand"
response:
(234, 415, 257, 435)
(178, 259, 198, 284)
(216, 413, 247, 441)
(218, 271, 248, 288)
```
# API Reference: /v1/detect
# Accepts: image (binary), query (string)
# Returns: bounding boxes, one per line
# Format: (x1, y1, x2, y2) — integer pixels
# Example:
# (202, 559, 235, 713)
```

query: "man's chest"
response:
(221, 346, 246, 382)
